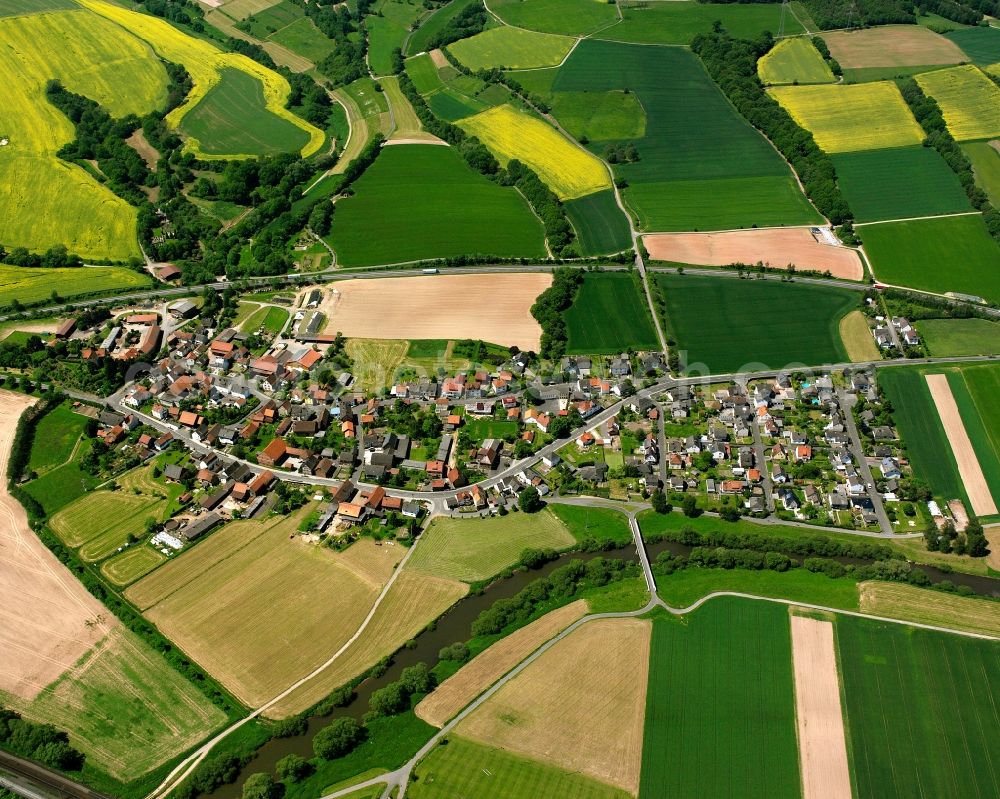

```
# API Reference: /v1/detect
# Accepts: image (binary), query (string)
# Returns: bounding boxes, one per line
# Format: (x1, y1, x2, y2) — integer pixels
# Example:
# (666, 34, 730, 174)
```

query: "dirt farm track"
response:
(643, 228, 864, 281)
(316, 273, 551, 351)
(0, 391, 112, 701)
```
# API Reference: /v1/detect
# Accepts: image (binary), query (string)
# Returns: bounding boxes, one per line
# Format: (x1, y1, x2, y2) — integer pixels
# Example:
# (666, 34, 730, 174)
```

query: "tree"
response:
(312, 717, 362, 759)
(438, 642, 469, 663)
(965, 515, 990, 557)
(275, 754, 312, 782)
(681, 494, 700, 518)
(399, 662, 433, 695)
(651, 489, 670, 515)
(518, 486, 544, 513)
(242, 773, 281, 799)
(368, 682, 408, 717)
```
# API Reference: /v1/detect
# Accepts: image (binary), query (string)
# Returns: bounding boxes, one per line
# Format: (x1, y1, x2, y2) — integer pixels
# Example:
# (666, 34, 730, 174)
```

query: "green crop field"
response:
(368, 0, 425, 76)
(919, 317, 1000, 357)
(879, 366, 966, 504)
(0, 6, 168, 260)
(859, 214, 1000, 303)
(406, 510, 576, 582)
(600, 1, 802, 45)
(831, 146, 971, 222)
(448, 26, 575, 70)
(180, 67, 311, 157)
(549, 503, 633, 547)
(758, 37, 835, 85)
(0, 0, 77, 16)
(427, 87, 487, 120)
(552, 41, 820, 231)
(565, 190, 632, 256)
(655, 274, 853, 373)
(964, 141, 1000, 207)
(948, 364, 1000, 505)
(945, 26, 1000, 64)
(406, 0, 479, 54)
(243, 304, 289, 334)
(491, 0, 618, 35)
(411, 736, 629, 799)
(0, 265, 151, 310)
(564, 272, 659, 354)
(27, 403, 87, 476)
(326, 145, 545, 265)
(838, 615, 1000, 798)
(269, 16, 334, 62)
(100, 546, 167, 586)
(640, 598, 800, 799)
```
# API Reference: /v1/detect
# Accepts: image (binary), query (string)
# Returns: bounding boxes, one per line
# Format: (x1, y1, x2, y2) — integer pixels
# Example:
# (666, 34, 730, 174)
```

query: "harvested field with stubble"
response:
(790, 615, 851, 799)
(859, 581, 1000, 637)
(644, 228, 863, 280)
(4, 626, 226, 781)
(925, 373, 997, 516)
(0, 391, 113, 701)
(129, 514, 403, 707)
(457, 618, 651, 795)
(823, 25, 965, 68)
(318, 274, 550, 351)
(266, 569, 468, 717)
(416, 600, 589, 727)
(839, 309, 881, 362)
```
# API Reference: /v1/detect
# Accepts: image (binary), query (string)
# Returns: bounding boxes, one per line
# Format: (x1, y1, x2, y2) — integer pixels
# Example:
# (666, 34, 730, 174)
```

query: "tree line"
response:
(692, 32, 853, 226)
(0, 707, 84, 772)
(530, 267, 583, 360)
(898, 77, 1000, 243)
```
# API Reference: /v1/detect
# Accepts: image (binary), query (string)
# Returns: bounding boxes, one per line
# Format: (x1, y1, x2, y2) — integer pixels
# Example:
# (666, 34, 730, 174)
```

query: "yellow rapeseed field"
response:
(0, 8, 168, 259)
(458, 104, 611, 200)
(769, 82, 925, 153)
(78, 0, 324, 158)
(917, 64, 1000, 142)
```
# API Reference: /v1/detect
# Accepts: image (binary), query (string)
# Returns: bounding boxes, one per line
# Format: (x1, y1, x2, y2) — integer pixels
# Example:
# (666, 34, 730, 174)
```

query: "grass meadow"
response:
(916, 64, 1000, 141)
(564, 190, 632, 256)
(0, 7, 167, 260)
(831, 146, 971, 222)
(919, 317, 1000, 356)
(100, 546, 167, 586)
(838, 615, 1000, 798)
(655, 274, 853, 373)
(859, 581, 1000, 638)
(49, 465, 183, 562)
(769, 82, 924, 153)
(27, 402, 87, 475)
(655, 565, 861, 609)
(553, 41, 820, 231)
(326, 144, 545, 265)
(448, 26, 575, 70)
(458, 104, 612, 200)
(549, 503, 633, 547)
(181, 67, 311, 157)
(238, 0, 334, 63)
(491, 0, 618, 35)
(640, 598, 801, 799)
(367, 0, 426, 76)
(879, 366, 967, 504)
(406, 53, 445, 95)
(758, 37, 835, 85)
(243, 304, 289, 334)
(564, 272, 659, 354)
(21, 439, 101, 516)
(406, 510, 576, 582)
(859, 214, 1000, 302)
(411, 736, 629, 799)
(600, 1, 802, 45)
(963, 141, 1000, 206)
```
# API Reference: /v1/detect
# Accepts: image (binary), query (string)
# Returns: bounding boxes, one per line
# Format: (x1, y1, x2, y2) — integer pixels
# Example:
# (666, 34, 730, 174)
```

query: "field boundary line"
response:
(854, 211, 981, 227)
(146, 538, 422, 799)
